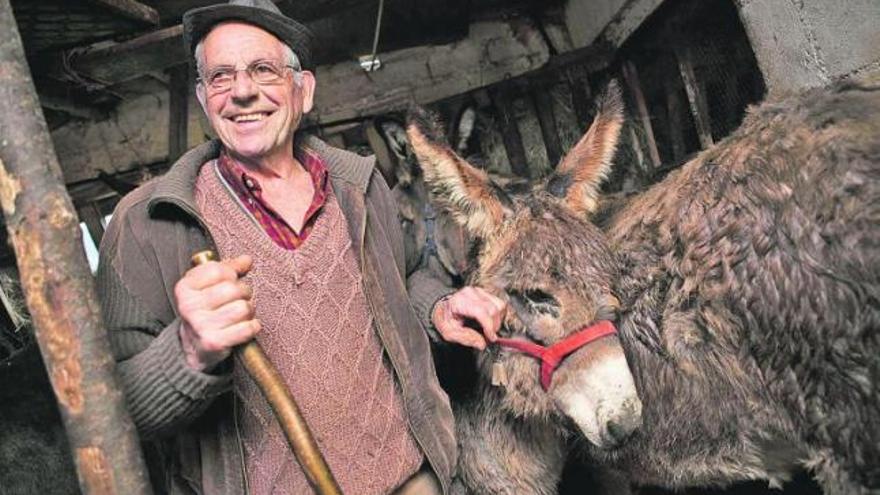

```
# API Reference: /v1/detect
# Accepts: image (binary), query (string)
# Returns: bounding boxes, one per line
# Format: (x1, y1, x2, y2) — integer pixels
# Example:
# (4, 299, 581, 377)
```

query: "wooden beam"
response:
(627, 125, 647, 178)
(167, 64, 189, 163)
(67, 162, 170, 208)
(565, 63, 593, 131)
(363, 121, 398, 188)
(675, 45, 714, 149)
(37, 25, 186, 87)
(531, 83, 563, 167)
(621, 61, 660, 169)
(78, 202, 106, 247)
(721, 62, 742, 134)
(663, 74, 686, 162)
(149, 0, 322, 25)
(311, 19, 550, 124)
(541, 43, 613, 75)
(85, 0, 159, 25)
(38, 92, 99, 121)
(490, 84, 530, 178)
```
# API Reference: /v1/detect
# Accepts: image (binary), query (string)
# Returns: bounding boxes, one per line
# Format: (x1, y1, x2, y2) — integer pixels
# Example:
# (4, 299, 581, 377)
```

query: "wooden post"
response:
(675, 45, 714, 149)
(621, 61, 661, 169)
(490, 83, 530, 177)
(85, 0, 159, 25)
(0, 2, 152, 494)
(79, 202, 106, 247)
(627, 125, 647, 176)
(566, 63, 594, 130)
(663, 74, 686, 162)
(531, 81, 563, 167)
(167, 64, 189, 164)
(364, 120, 397, 188)
(721, 64, 742, 134)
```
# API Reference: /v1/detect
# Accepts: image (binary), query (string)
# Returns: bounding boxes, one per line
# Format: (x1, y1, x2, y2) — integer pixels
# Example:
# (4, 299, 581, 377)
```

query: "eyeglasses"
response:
(199, 60, 299, 92)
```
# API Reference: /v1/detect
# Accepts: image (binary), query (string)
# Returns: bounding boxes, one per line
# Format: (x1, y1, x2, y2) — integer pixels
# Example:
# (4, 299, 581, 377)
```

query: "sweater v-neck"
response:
(209, 160, 350, 285)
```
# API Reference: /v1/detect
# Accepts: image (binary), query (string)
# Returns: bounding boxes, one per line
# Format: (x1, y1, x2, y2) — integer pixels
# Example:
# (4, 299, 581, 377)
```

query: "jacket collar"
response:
(147, 134, 375, 216)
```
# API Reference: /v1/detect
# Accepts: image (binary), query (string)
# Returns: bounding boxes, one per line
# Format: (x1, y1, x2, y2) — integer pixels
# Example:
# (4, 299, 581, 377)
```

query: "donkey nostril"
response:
(606, 420, 636, 444)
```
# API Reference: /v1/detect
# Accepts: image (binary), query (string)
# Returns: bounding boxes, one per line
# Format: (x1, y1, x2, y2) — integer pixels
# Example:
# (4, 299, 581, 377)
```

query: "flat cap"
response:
(183, 0, 315, 70)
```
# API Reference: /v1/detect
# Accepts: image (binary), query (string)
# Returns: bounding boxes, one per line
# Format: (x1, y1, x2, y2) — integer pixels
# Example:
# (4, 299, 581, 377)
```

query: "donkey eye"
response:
(507, 289, 560, 317)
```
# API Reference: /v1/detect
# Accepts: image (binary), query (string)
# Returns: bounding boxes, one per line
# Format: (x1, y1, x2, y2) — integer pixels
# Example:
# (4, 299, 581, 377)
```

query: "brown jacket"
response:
(96, 136, 457, 494)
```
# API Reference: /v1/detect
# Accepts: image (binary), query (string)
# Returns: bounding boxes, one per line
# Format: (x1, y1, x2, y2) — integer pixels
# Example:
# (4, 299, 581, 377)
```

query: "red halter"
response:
(493, 320, 617, 391)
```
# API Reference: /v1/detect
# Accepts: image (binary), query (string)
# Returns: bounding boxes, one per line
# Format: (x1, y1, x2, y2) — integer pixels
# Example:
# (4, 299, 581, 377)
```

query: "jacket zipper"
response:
(234, 393, 250, 494)
(163, 194, 251, 495)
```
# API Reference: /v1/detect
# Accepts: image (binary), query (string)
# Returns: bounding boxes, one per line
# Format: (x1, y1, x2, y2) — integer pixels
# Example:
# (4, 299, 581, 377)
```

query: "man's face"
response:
(196, 22, 315, 161)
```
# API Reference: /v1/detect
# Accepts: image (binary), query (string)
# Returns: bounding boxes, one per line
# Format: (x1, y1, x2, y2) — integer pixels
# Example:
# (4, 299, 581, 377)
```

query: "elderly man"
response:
(96, 0, 505, 493)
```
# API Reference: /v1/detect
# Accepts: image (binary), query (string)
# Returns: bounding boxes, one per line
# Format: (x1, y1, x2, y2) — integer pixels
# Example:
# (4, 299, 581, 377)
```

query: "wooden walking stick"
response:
(190, 250, 342, 495)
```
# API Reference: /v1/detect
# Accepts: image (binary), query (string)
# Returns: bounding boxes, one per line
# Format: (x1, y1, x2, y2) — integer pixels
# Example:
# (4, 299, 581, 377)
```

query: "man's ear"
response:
(406, 106, 509, 239)
(545, 81, 624, 215)
(195, 83, 207, 115)
(299, 70, 316, 114)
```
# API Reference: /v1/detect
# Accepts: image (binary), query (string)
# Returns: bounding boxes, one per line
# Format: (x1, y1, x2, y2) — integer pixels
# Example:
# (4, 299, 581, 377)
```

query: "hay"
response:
(0, 272, 29, 332)
(0, 271, 32, 362)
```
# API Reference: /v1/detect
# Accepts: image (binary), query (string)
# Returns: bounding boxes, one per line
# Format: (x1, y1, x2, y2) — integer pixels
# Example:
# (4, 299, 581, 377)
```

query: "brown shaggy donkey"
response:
(406, 78, 880, 495)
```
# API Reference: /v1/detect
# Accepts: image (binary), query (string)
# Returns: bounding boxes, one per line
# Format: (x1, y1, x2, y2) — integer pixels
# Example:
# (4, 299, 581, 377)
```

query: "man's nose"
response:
(230, 71, 258, 101)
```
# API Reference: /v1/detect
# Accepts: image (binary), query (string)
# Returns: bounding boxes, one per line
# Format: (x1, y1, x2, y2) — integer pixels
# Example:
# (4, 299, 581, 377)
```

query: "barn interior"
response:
(0, 0, 877, 493)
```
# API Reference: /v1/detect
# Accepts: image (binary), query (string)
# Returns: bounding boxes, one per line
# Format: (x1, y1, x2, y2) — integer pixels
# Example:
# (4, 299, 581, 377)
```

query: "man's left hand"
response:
(431, 287, 506, 350)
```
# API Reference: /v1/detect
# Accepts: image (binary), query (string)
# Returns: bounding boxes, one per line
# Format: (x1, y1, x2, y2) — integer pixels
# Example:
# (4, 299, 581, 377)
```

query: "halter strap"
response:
(494, 320, 617, 391)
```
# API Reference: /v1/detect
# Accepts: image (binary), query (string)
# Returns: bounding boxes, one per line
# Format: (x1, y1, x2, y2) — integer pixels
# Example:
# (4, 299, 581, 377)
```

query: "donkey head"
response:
(380, 117, 472, 279)
(407, 82, 642, 449)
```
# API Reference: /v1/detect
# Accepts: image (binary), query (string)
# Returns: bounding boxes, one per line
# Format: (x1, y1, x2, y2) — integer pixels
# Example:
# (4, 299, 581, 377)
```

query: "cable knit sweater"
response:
(195, 161, 423, 494)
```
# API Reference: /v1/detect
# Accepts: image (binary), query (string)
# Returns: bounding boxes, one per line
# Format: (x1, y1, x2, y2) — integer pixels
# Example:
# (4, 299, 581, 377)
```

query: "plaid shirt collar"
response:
(216, 147, 330, 250)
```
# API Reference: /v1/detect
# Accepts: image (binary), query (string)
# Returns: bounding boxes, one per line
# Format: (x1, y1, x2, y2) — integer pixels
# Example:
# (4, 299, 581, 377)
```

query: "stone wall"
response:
(735, 0, 880, 93)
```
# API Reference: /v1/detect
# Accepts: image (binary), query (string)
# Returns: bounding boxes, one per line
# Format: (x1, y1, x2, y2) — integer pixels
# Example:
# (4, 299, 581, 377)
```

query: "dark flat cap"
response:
(183, 0, 315, 70)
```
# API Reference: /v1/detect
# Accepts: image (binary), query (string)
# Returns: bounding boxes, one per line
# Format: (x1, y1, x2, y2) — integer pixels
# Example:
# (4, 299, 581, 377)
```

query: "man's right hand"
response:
(175, 254, 260, 372)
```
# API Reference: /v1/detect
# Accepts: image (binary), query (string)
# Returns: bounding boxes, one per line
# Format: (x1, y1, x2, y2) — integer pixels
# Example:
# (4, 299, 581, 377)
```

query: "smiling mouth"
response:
(229, 112, 271, 123)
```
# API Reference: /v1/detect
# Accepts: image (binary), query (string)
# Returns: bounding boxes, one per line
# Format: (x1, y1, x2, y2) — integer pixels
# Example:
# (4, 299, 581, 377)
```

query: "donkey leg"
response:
(454, 390, 567, 495)
(590, 465, 636, 495)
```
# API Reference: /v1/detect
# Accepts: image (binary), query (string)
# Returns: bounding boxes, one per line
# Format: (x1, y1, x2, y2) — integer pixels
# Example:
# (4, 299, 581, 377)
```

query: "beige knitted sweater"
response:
(195, 162, 422, 494)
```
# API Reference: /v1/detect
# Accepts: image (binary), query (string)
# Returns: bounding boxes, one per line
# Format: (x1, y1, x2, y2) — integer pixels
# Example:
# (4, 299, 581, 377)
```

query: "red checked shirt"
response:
(216, 148, 329, 250)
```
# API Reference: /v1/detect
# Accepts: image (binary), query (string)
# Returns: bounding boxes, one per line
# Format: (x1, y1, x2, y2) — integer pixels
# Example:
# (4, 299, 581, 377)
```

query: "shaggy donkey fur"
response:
(592, 78, 880, 494)
(408, 78, 879, 495)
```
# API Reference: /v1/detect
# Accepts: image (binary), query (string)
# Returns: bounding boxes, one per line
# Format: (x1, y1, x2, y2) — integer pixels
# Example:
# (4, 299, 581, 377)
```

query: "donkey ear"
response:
(377, 119, 414, 186)
(407, 107, 508, 238)
(546, 81, 624, 215)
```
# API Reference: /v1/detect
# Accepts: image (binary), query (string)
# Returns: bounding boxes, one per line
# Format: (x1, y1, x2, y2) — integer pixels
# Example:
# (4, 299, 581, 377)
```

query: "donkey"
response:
(406, 78, 880, 495)
(377, 117, 471, 285)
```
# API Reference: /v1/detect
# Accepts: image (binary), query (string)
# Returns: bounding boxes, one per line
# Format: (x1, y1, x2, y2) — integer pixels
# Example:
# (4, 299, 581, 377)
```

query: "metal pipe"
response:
(0, 1, 152, 493)
(191, 250, 342, 495)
